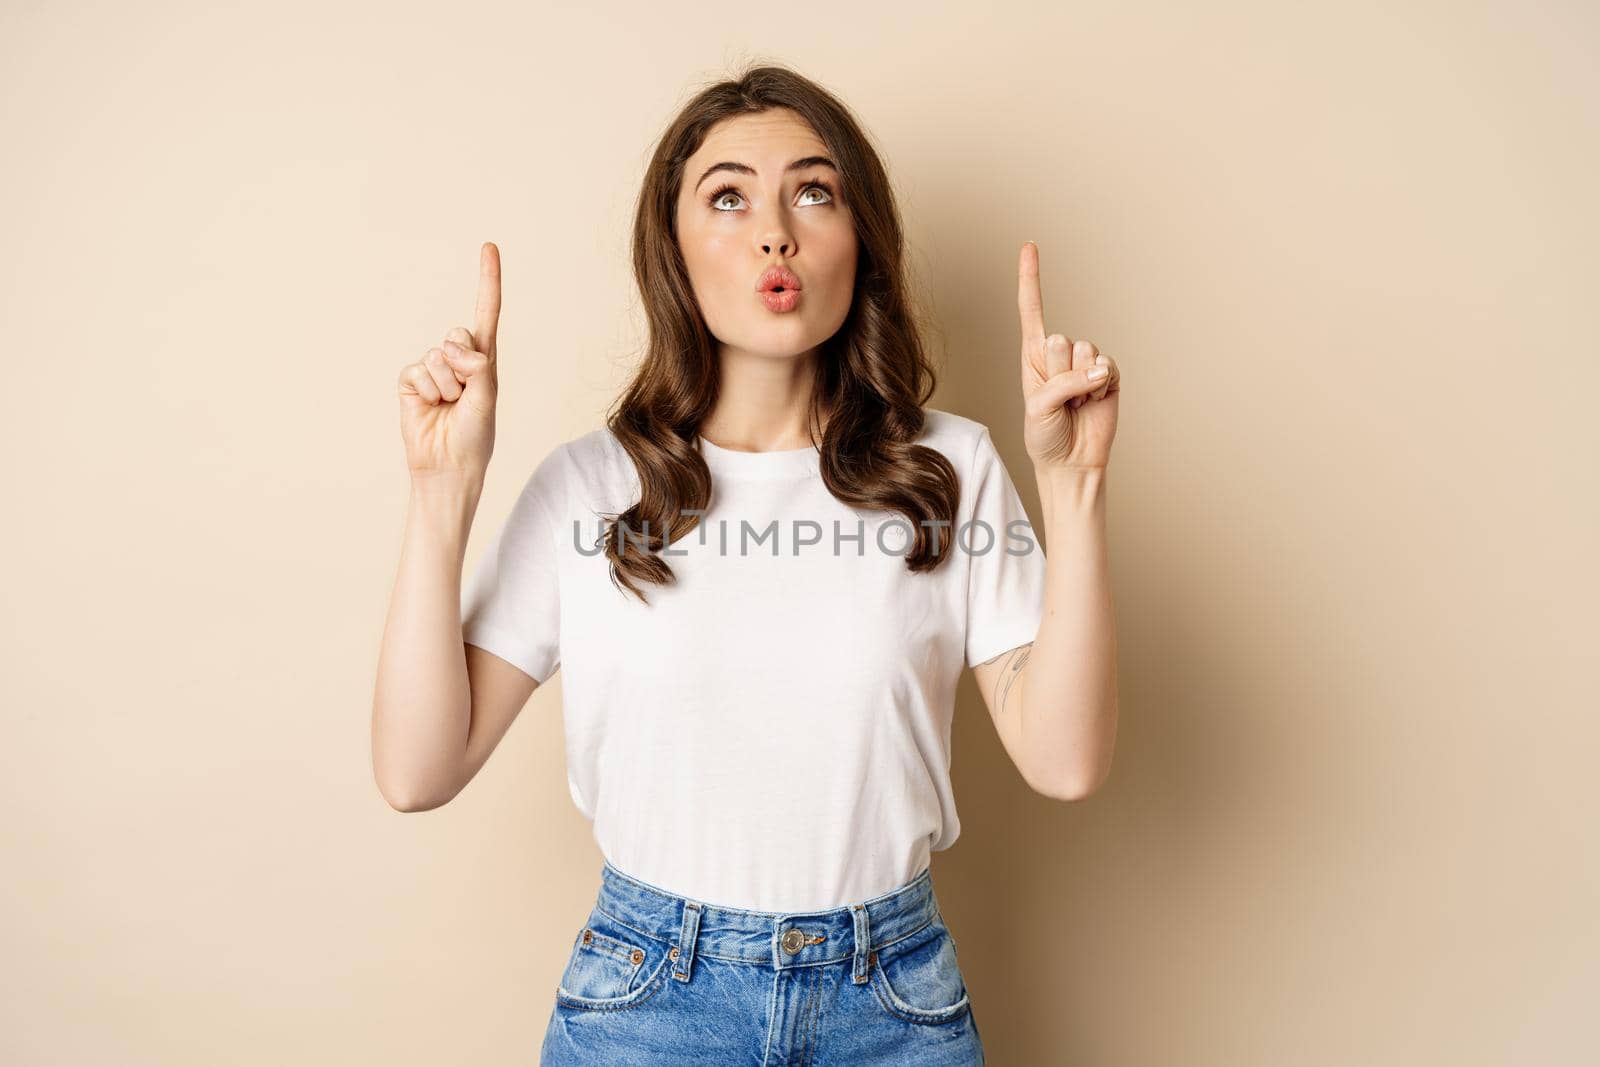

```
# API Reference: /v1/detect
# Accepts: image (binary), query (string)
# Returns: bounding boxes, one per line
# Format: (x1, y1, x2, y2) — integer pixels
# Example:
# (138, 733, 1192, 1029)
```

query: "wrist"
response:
(1035, 464, 1107, 522)
(1034, 463, 1106, 493)
(408, 470, 485, 534)
(410, 467, 485, 501)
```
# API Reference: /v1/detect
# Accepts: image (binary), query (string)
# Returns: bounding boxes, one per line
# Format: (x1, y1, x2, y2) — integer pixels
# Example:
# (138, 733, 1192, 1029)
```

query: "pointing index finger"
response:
(1017, 240, 1047, 369)
(474, 242, 501, 357)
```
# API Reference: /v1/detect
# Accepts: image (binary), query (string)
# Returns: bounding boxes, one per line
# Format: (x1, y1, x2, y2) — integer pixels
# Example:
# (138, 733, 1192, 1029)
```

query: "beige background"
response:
(2, 1, 1595, 1064)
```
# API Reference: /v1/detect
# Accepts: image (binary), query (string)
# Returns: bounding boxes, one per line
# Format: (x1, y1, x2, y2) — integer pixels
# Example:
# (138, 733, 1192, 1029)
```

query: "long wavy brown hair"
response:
(601, 63, 959, 602)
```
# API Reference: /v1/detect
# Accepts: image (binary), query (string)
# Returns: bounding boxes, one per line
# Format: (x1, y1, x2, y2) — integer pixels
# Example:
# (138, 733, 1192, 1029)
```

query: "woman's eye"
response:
(709, 182, 833, 212)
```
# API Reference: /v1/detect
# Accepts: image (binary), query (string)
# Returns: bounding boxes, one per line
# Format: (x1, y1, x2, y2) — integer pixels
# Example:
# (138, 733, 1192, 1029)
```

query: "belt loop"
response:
(672, 899, 703, 982)
(851, 902, 871, 984)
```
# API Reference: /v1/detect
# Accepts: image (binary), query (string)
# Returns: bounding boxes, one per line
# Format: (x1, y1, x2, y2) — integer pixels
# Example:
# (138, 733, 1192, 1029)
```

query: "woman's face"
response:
(674, 108, 857, 361)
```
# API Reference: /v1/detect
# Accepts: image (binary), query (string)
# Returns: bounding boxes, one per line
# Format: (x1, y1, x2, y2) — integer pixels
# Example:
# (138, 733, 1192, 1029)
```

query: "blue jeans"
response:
(540, 858, 985, 1065)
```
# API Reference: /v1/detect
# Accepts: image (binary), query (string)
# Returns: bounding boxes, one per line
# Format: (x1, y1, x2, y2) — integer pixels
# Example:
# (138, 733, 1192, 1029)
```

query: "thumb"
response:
(440, 341, 497, 414)
(1027, 366, 1109, 419)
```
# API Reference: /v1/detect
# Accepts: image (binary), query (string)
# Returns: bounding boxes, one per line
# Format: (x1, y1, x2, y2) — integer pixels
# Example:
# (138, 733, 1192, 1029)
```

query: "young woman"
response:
(373, 65, 1120, 1066)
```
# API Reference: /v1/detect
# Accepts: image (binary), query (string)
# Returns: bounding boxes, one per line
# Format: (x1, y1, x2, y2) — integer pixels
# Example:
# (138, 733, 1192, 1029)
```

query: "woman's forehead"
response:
(694, 110, 825, 161)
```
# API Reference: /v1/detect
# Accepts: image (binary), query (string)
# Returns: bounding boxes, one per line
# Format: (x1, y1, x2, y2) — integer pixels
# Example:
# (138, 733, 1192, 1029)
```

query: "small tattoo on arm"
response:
(982, 642, 1032, 716)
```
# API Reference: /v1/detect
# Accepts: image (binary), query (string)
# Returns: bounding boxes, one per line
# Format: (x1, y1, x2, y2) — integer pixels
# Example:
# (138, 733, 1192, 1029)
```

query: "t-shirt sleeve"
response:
(963, 427, 1048, 669)
(459, 445, 566, 684)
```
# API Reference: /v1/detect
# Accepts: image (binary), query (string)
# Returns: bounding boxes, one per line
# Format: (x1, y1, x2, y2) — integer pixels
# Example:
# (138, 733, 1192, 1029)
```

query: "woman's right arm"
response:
(371, 242, 539, 812)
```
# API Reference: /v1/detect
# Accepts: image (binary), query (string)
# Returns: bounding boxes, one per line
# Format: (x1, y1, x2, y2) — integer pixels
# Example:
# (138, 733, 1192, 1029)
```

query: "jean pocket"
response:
(868, 921, 972, 1025)
(555, 907, 672, 1012)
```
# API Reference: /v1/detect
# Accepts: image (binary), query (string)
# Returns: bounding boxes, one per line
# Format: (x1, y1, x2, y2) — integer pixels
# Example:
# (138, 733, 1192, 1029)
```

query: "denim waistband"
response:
(593, 858, 941, 985)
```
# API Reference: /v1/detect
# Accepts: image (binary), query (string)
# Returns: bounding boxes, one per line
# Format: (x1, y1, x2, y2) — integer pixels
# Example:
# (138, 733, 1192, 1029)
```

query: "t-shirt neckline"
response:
(696, 434, 821, 481)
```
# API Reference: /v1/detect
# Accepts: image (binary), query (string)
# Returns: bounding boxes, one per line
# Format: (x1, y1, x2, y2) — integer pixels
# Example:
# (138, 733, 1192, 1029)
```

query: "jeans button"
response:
(781, 928, 805, 954)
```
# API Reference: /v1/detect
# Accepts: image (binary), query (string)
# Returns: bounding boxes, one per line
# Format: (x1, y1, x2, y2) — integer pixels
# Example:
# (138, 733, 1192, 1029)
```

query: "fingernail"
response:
(1088, 365, 1109, 380)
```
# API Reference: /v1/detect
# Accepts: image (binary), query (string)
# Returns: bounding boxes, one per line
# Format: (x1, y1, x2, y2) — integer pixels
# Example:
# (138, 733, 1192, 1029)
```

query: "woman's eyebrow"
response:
(693, 156, 838, 193)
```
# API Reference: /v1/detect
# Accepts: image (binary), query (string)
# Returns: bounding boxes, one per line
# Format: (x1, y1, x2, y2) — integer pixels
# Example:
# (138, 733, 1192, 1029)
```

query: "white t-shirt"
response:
(460, 407, 1046, 912)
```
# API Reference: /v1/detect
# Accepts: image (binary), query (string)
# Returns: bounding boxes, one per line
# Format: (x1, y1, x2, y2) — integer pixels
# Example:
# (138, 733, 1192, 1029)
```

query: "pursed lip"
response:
(755, 265, 803, 293)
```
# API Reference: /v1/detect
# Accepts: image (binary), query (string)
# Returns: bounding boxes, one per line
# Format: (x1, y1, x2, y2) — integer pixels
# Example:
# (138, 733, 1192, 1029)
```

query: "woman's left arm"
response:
(973, 241, 1121, 801)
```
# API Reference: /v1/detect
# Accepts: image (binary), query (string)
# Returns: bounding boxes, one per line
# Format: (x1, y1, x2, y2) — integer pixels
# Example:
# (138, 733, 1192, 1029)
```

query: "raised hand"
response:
(1016, 241, 1120, 473)
(397, 242, 502, 480)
